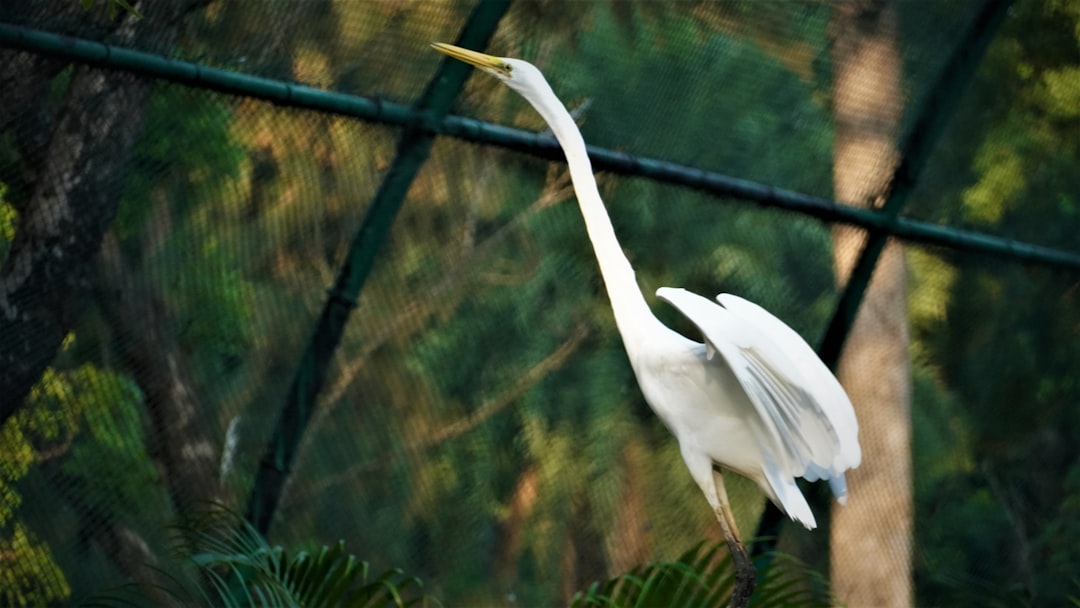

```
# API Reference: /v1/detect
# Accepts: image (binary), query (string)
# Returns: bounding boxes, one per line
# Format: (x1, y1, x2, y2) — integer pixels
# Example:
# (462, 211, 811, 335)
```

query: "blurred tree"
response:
(827, 1, 912, 606)
(88, 84, 251, 518)
(1, 8, 244, 600)
(908, 0, 1080, 603)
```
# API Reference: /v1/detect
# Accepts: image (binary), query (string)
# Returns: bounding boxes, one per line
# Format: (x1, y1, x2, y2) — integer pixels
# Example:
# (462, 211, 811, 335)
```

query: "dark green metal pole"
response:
(243, 0, 512, 535)
(752, 0, 1014, 556)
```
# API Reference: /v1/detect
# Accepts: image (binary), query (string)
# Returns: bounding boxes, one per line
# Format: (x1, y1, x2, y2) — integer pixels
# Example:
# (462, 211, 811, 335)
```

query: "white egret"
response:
(432, 43, 861, 602)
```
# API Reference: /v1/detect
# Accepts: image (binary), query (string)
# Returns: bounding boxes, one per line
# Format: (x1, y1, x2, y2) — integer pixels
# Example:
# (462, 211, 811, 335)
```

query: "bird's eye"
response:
(500, 63, 513, 75)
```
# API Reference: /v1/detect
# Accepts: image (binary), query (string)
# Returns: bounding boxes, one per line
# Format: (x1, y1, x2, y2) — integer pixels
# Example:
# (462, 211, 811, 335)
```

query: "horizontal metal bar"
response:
(3, 21, 1078, 272)
(436, 118, 1080, 271)
(0, 21, 420, 125)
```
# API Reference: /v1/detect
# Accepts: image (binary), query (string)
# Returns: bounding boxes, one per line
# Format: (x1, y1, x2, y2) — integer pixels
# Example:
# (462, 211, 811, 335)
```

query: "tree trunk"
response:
(0, 0, 208, 426)
(603, 440, 652, 575)
(50, 470, 172, 605)
(828, 1, 914, 606)
(493, 464, 539, 588)
(560, 490, 609, 604)
(95, 234, 222, 514)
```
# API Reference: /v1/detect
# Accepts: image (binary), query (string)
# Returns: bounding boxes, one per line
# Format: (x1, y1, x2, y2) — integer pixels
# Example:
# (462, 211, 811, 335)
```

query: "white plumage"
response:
(431, 43, 861, 532)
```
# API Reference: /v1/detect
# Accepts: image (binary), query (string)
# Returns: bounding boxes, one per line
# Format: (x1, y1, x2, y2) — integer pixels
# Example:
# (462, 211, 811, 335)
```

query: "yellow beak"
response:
(430, 42, 510, 76)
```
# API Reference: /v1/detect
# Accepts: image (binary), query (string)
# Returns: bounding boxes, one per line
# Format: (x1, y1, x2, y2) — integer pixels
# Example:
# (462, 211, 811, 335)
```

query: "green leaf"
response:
(570, 542, 833, 608)
(161, 505, 431, 607)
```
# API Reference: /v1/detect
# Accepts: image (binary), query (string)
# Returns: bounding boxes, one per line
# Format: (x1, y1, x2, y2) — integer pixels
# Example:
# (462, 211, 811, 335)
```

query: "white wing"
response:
(716, 294, 861, 471)
(656, 287, 859, 502)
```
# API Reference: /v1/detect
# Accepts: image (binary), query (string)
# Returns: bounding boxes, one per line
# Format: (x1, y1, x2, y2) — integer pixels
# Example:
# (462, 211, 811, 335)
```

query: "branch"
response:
(286, 322, 589, 505)
(422, 323, 589, 448)
(319, 166, 573, 409)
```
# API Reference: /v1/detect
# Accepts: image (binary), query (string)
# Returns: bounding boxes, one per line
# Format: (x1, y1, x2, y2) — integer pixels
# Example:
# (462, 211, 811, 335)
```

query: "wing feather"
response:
(716, 294, 861, 470)
(656, 287, 859, 495)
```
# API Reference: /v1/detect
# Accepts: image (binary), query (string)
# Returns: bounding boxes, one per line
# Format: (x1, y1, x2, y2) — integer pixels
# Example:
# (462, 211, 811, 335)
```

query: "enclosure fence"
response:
(2, 0, 1079, 606)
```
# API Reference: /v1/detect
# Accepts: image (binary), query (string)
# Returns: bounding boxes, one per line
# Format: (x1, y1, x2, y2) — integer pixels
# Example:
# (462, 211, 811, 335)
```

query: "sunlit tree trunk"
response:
(493, 465, 539, 589)
(828, 1, 913, 606)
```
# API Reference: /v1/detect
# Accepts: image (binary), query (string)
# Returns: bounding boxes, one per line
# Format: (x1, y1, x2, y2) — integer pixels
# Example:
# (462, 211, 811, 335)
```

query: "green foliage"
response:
(907, 1, 1080, 605)
(159, 507, 431, 608)
(57, 366, 158, 516)
(566, 4, 833, 196)
(116, 87, 244, 242)
(1, 336, 156, 606)
(0, 523, 71, 607)
(571, 543, 832, 608)
(0, 181, 13, 261)
(1035, 461, 1080, 602)
(78, 508, 431, 608)
(169, 235, 255, 371)
(79, 0, 142, 20)
(115, 85, 254, 381)
(25, 353, 155, 509)
(0, 391, 68, 607)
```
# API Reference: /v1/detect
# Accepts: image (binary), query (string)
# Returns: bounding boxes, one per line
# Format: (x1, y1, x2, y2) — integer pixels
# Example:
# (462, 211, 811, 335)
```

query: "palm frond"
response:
(169, 505, 432, 608)
(570, 542, 833, 608)
(81, 504, 433, 607)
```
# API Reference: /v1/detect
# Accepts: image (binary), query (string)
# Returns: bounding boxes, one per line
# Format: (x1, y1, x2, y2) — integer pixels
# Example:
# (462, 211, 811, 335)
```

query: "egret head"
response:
(431, 42, 547, 98)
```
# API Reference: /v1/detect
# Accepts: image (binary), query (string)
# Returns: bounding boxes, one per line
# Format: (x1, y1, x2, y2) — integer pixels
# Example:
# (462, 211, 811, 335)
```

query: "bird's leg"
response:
(712, 468, 756, 608)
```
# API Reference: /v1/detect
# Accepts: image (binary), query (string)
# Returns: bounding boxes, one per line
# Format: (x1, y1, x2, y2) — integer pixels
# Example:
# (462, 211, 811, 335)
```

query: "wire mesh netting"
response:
(1, 0, 1078, 606)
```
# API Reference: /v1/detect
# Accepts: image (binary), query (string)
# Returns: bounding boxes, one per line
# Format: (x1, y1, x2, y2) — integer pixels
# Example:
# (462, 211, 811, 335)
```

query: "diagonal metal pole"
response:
(244, 0, 512, 535)
(752, 0, 1014, 556)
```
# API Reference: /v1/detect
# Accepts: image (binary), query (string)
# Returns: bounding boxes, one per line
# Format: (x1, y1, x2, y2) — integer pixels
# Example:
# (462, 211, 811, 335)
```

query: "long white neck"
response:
(516, 79, 660, 348)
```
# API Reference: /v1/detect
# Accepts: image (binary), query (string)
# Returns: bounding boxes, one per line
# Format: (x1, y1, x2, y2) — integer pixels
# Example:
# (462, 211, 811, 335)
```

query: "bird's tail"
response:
(803, 463, 850, 505)
(761, 462, 817, 530)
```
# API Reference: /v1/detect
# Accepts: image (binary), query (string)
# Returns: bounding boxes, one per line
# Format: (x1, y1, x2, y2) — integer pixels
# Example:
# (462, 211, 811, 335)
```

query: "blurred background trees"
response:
(0, 1, 1077, 606)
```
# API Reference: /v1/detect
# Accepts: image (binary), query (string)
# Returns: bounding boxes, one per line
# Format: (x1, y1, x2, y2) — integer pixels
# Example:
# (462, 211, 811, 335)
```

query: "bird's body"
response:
(630, 288, 858, 529)
(636, 335, 781, 495)
(431, 43, 860, 534)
